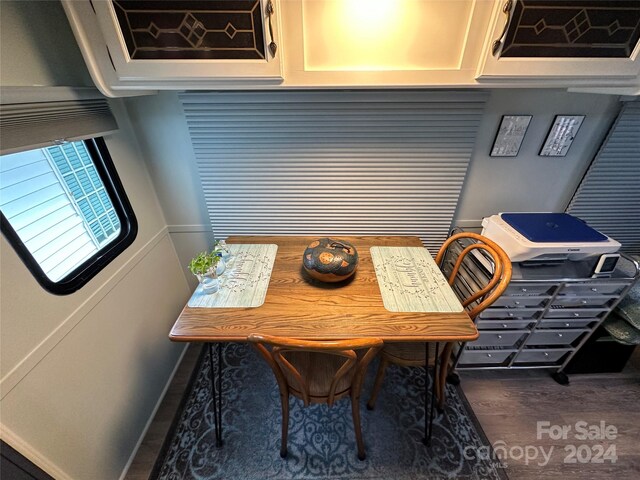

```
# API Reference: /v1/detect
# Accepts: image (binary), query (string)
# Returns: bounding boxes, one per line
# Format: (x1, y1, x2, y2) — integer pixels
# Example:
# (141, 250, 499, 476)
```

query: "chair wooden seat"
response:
(379, 343, 436, 366)
(283, 351, 355, 401)
(249, 334, 382, 460)
(367, 232, 512, 412)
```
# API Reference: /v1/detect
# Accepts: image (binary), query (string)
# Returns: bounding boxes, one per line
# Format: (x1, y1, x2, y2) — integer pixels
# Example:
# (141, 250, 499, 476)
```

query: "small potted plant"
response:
(188, 251, 221, 294)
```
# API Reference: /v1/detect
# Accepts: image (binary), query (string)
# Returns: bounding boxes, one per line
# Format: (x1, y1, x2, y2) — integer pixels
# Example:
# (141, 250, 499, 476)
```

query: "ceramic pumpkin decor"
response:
(303, 238, 359, 282)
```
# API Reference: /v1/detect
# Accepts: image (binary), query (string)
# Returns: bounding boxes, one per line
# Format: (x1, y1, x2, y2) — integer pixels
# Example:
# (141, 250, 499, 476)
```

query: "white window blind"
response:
(567, 100, 640, 254)
(180, 91, 487, 251)
(0, 142, 121, 281)
(0, 87, 118, 155)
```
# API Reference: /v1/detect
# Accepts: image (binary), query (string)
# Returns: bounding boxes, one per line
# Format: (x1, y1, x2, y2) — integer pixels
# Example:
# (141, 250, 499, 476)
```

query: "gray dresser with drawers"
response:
(444, 233, 640, 381)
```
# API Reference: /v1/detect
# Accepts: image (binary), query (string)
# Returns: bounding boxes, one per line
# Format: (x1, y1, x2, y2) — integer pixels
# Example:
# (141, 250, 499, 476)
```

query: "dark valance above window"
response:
(0, 87, 118, 155)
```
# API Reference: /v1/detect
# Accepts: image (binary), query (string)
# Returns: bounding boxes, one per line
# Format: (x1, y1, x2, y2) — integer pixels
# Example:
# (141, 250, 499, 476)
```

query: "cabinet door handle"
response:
(491, 0, 513, 56)
(266, 0, 277, 57)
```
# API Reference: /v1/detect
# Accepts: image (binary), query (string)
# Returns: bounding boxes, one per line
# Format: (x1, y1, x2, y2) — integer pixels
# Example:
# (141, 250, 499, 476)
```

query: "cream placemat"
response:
(188, 244, 278, 308)
(371, 246, 464, 313)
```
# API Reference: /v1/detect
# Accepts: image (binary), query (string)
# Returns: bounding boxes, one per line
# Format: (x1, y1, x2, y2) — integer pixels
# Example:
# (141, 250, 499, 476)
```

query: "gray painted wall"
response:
(0, 1, 92, 87)
(0, 3, 190, 478)
(126, 92, 214, 289)
(455, 89, 621, 226)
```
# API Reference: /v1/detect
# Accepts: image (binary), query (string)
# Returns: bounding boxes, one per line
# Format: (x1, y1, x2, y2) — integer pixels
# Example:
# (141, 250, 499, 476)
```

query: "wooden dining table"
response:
(169, 235, 478, 447)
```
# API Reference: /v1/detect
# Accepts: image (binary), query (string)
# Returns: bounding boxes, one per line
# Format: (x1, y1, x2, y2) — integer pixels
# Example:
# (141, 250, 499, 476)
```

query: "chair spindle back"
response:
(435, 232, 512, 321)
(248, 334, 383, 406)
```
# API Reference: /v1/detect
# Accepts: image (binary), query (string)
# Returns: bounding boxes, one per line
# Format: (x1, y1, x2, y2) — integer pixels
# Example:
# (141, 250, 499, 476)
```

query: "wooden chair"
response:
(366, 232, 512, 411)
(248, 334, 383, 460)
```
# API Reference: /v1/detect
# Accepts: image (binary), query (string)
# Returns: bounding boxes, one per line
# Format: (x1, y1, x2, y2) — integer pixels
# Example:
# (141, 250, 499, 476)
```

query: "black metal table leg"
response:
(426, 342, 440, 445)
(209, 342, 224, 447)
(422, 342, 430, 445)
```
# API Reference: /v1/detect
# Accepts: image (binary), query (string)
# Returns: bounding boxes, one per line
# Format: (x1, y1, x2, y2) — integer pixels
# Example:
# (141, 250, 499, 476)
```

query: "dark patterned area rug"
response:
(151, 344, 507, 480)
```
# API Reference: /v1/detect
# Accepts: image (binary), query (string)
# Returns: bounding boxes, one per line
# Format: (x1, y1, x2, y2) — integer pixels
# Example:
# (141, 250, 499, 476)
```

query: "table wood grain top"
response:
(169, 236, 478, 343)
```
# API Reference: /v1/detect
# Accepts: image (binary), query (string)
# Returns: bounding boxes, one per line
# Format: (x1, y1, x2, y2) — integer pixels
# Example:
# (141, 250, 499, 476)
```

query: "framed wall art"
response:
(490, 115, 532, 157)
(539, 115, 585, 157)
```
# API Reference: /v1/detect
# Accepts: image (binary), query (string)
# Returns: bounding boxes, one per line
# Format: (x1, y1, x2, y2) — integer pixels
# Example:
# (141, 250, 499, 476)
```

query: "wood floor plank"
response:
(460, 349, 640, 479)
(125, 344, 201, 480)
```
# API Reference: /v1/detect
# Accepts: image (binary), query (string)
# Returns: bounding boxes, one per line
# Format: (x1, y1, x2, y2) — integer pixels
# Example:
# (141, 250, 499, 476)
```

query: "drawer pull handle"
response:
(521, 288, 527, 292)
(502, 323, 508, 328)
(497, 335, 503, 339)
(574, 313, 580, 317)
(591, 288, 598, 292)
(558, 333, 563, 337)
(508, 313, 514, 317)
(491, 0, 514, 56)
(266, 0, 278, 57)
(565, 323, 570, 327)
(487, 354, 492, 358)
(544, 352, 549, 357)
(514, 301, 520, 305)
(581, 300, 587, 304)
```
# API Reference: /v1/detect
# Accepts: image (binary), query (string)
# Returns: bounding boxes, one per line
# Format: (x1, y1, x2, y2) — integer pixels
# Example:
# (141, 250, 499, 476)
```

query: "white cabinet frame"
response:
(476, 0, 640, 87)
(64, 0, 283, 95)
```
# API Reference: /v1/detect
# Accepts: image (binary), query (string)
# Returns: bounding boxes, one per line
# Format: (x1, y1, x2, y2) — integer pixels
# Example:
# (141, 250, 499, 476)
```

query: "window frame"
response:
(0, 138, 138, 295)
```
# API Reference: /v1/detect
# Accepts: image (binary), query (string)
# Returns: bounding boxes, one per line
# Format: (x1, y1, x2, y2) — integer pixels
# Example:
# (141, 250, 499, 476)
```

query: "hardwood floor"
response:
(461, 348, 640, 479)
(125, 344, 201, 480)
(126, 344, 640, 479)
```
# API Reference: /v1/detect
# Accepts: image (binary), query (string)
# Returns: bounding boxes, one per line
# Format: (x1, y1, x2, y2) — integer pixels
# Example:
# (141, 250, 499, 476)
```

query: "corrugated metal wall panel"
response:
(568, 101, 640, 254)
(180, 91, 487, 252)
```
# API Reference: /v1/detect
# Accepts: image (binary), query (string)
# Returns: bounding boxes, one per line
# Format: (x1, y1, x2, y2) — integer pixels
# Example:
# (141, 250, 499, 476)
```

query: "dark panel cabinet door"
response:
(89, 0, 282, 83)
(477, 0, 640, 85)
(112, 1, 267, 60)
(501, 0, 640, 58)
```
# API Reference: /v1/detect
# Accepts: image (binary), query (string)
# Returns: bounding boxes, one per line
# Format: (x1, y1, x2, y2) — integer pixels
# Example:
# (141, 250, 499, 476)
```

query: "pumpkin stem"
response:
(330, 242, 351, 253)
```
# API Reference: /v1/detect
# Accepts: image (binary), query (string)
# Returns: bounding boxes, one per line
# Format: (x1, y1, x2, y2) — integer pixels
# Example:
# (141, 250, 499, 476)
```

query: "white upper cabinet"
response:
(62, 0, 283, 96)
(62, 0, 639, 94)
(476, 0, 640, 89)
(279, 0, 494, 87)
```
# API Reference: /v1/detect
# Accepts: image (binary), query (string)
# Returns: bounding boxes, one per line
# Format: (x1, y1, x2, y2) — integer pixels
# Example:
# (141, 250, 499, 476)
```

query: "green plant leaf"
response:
(188, 250, 220, 275)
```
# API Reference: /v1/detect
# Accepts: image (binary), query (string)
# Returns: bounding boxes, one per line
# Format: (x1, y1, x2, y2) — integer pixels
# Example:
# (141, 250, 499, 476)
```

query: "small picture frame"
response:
(539, 115, 585, 157)
(490, 115, 532, 157)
